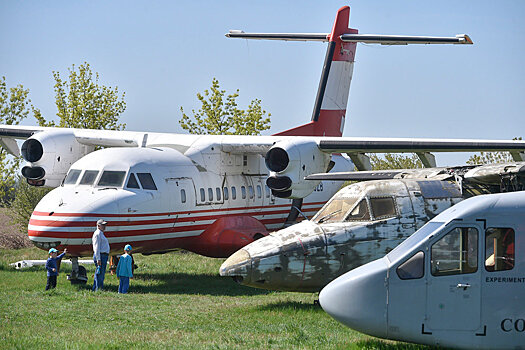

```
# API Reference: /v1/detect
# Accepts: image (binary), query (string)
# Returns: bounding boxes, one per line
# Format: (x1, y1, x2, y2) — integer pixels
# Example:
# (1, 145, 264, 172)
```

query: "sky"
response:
(1, 1, 524, 166)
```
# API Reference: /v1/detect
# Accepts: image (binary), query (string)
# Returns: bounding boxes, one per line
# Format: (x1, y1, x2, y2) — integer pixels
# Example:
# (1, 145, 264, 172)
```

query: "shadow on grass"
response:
(258, 300, 322, 312)
(356, 339, 438, 349)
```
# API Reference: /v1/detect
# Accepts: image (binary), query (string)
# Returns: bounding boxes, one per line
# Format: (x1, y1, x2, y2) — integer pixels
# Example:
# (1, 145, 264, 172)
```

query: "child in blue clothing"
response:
(116, 244, 133, 294)
(45, 248, 67, 290)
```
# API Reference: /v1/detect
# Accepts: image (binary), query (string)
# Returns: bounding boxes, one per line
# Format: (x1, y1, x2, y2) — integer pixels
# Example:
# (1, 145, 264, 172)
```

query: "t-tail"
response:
(227, 6, 472, 137)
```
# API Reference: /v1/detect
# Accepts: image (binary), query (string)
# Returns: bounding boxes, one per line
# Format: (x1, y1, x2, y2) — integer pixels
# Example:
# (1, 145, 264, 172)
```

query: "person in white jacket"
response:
(92, 219, 110, 291)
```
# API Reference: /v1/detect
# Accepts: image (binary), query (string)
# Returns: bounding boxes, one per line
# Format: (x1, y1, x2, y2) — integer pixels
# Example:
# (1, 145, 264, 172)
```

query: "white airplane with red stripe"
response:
(1, 7, 524, 281)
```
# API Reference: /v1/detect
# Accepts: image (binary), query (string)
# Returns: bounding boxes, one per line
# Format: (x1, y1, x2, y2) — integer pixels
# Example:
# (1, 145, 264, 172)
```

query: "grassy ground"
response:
(0, 248, 430, 349)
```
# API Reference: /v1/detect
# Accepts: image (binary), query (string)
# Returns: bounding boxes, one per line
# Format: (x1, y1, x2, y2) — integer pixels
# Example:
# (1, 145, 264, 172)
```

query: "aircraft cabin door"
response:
(166, 177, 197, 210)
(425, 224, 482, 331)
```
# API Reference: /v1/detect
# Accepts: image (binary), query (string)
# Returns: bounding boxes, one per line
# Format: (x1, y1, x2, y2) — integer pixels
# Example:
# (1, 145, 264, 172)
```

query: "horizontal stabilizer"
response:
(226, 31, 329, 42)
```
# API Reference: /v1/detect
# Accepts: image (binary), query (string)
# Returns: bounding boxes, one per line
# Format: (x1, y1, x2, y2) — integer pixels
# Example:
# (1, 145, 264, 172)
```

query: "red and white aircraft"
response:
(1, 7, 524, 282)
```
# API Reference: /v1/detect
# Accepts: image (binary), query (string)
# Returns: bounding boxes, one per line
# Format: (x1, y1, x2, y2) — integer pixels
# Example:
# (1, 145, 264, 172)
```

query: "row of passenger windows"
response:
(180, 185, 271, 203)
(396, 227, 516, 280)
(64, 169, 157, 190)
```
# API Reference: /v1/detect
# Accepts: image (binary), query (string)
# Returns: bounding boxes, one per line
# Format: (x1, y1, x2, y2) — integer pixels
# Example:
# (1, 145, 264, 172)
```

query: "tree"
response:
(179, 78, 271, 135)
(35, 62, 126, 129)
(0, 77, 34, 205)
(466, 137, 522, 165)
(369, 153, 423, 170)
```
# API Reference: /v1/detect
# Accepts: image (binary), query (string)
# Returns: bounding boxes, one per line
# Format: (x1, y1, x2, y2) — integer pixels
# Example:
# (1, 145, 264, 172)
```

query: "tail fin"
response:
(275, 6, 356, 137)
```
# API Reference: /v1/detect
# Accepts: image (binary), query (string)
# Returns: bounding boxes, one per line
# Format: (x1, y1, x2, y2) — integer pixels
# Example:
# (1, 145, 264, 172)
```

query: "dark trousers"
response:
(45, 275, 57, 290)
(92, 253, 109, 291)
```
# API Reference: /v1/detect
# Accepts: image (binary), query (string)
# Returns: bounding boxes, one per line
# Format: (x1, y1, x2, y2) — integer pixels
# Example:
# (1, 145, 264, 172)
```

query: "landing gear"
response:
(67, 257, 88, 285)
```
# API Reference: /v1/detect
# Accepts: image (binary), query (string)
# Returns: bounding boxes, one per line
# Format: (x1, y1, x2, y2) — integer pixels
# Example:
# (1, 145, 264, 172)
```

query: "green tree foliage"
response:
(0, 77, 33, 206)
(180, 78, 271, 135)
(35, 62, 126, 130)
(9, 179, 50, 232)
(466, 137, 522, 165)
(369, 153, 423, 170)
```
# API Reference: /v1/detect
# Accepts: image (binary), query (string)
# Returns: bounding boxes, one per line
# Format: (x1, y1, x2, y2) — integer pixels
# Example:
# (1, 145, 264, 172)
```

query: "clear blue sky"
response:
(1, 1, 524, 166)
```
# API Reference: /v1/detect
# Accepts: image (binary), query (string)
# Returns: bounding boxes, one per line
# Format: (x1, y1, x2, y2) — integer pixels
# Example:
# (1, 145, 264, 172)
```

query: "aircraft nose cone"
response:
(319, 257, 389, 339)
(219, 249, 252, 284)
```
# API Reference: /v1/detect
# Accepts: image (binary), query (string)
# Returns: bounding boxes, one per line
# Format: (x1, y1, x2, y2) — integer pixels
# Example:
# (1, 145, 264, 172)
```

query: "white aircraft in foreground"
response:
(320, 191, 525, 349)
(0, 6, 523, 284)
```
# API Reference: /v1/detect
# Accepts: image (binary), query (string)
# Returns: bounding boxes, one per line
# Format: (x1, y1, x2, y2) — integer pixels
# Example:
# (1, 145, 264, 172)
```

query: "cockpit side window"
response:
(396, 251, 425, 280)
(126, 173, 140, 189)
(369, 197, 397, 219)
(485, 228, 515, 272)
(98, 171, 126, 187)
(313, 196, 359, 224)
(345, 199, 371, 221)
(64, 169, 81, 185)
(431, 227, 478, 276)
(79, 170, 99, 186)
(137, 173, 157, 190)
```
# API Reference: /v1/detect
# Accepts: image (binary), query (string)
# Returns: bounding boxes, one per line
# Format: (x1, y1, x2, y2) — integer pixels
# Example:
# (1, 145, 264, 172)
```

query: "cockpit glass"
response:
(313, 196, 359, 223)
(345, 199, 371, 221)
(98, 171, 126, 187)
(79, 170, 99, 186)
(64, 169, 81, 185)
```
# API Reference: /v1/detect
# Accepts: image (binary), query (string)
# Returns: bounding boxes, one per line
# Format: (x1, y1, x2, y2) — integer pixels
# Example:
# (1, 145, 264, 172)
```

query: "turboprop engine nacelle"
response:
(265, 139, 330, 199)
(20, 130, 94, 187)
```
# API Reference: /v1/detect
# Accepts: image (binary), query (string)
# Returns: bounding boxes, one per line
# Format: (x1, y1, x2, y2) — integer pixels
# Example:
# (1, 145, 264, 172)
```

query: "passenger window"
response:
(431, 227, 478, 276)
(231, 187, 237, 200)
(64, 169, 81, 185)
(216, 188, 221, 201)
(265, 186, 270, 198)
(200, 188, 205, 202)
(137, 173, 157, 190)
(485, 228, 515, 272)
(370, 197, 396, 219)
(126, 173, 140, 189)
(248, 186, 254, 199)
(208, 188, 213, 201)
(241, 186, 246, 199)
(181, 189, 186, 203)
(98, 171, 126, 187)
(397, 251, 424, 280)
(257, 185, 262, 198)
(223, 187, 229, 200)
(345, 199, 370, 221)
(79, 170, 99, 185)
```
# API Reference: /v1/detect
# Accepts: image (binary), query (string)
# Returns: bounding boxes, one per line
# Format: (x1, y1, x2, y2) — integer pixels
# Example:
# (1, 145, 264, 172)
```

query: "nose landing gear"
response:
(67, 257, 88, 285)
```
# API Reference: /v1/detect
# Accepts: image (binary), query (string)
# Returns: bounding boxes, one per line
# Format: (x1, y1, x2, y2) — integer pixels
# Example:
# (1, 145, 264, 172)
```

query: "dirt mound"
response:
(0, 208, 32, 249)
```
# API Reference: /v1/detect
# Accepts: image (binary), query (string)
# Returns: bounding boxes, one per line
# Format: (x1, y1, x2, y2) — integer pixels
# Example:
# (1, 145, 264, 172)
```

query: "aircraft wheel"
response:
(69, 265, 88, 285)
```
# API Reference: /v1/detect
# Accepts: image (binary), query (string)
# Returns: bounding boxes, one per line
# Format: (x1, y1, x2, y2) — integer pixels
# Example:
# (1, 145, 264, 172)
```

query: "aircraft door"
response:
(166, 177, 197, 209)
(425, 225, 481, 331)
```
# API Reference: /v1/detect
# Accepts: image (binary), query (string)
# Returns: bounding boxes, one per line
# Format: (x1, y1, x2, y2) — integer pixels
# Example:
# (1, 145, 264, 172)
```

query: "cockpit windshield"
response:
(98, 171, 126, 187)
(313, 196, 360, 223)
(79, 170, 99, 186)
(64, 169, 81, 185)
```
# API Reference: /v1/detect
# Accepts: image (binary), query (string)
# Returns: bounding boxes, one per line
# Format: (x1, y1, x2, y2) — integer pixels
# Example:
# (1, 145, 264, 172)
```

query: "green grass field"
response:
(0, 248, 430, 349)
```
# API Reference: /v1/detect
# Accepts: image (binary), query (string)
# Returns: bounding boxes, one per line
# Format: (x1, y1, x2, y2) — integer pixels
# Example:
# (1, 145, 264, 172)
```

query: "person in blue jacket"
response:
(45, 248, 67, 290)
(116, 244, 133, 294)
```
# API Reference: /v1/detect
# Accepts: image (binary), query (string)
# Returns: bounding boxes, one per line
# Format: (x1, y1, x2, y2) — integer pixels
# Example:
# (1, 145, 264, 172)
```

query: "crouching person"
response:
(116, 244, 133, 294)
(45, 248, 67, 290)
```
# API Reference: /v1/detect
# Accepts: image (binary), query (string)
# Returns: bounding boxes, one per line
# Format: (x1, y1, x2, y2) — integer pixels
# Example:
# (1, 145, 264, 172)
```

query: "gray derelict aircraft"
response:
(320, 191, 524, 349)
(219, 162, 525, 292)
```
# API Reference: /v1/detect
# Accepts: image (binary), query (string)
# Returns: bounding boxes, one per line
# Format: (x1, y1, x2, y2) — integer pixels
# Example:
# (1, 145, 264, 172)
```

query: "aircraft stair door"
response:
(425, 224, 482, 332)
(166, 177, 197, 211)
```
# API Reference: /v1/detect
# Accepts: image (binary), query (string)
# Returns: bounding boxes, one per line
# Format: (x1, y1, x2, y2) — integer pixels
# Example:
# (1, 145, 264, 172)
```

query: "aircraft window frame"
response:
(223, 187, 229, 200)
(312, 196, 360, 224)
(64, 169, 81, 185)
(200, 188, 205, 202)
(181, 189, 186, 203)
(126, 173, 140, 189)
(208, 188, 213, 201)
(97, 171, 126, 188)
(137, 173, 157, 190)
(248, 185, 254, 199)
(231, 186, 237, 200)
(79, 170, 99, 186)
(431, 226, 478, 277)
(257, 185, 262, 199)
(265, 186, 270, 198)
(216, 187, 221, 201)
(485, 227, 515, 272)
(241, 186, 246, 199)
(396, 251, 425, 280)
(344, 198, 371, 222)
(369, 196, 397, 220)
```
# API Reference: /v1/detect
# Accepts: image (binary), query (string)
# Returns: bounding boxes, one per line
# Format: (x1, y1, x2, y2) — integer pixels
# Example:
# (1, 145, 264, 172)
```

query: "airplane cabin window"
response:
(181, 189, 186, 203)
(485, 228, 515, 272)
(126, 173, 140, 189)
(79, 170, 99, 186)
(137, 173, 157, 190)
(248, 185, 254, 199)
(369, 197, 397, 219)
(208, 188, 213, 201)
(231, 186, 237, 200)
(257, 185, 262, 198)
(223, 187, 229, 200)
(396, 251, 425, 280)
(313, 197, 359, 223)
(64, 169, 81, 185)
(431, 227, 478, 276)
(98, 171, 126, 187)
(241, 186, 246, 199)
(345, 199, 371, 222)
(216, 187, 221, 201)
(265, 186, 270, 198)
(200, 188, 205, 202)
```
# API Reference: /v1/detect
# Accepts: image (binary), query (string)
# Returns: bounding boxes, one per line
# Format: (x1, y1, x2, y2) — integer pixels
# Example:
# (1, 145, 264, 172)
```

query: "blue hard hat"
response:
(48, 248, 58, 254)
(124, 244, 132, 251)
